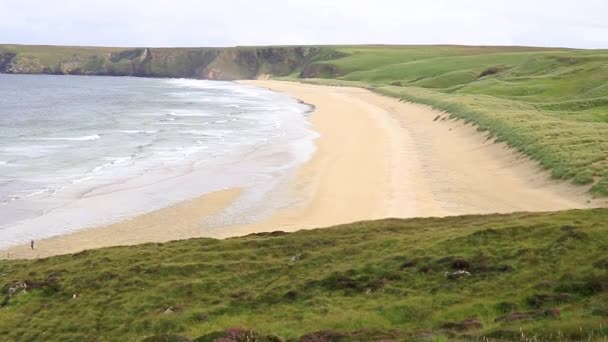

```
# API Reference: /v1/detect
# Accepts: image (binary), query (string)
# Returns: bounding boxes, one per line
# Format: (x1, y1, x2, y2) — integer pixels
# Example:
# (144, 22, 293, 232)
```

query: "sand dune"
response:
(3, 81, 602, 259)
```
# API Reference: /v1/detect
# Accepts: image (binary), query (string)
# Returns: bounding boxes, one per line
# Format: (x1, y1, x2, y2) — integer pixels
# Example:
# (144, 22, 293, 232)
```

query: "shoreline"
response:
(2, 81, 603, 259)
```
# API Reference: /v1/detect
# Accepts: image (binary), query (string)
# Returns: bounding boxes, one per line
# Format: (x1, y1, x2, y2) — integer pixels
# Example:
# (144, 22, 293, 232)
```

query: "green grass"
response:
(292, 46, 608, 196)
(1, 209, 608, 341)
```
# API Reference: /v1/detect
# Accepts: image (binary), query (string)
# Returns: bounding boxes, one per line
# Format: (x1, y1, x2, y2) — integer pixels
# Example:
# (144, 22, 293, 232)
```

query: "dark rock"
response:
(2, 46, 331, 80)
(0, 50, 17, 72)
(390, 81, 403, 86)
(285, 290, 298, 300)
(230, 291, 248, 299)
(450, 259, 470, 271)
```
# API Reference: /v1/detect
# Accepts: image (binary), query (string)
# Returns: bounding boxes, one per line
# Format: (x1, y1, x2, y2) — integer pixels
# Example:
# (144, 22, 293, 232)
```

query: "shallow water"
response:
(0, 74, 316, 248)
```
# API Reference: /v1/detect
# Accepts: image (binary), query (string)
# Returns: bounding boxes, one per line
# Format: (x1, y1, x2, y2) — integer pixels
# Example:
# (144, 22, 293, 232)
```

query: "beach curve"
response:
(2, 81, 603, 259)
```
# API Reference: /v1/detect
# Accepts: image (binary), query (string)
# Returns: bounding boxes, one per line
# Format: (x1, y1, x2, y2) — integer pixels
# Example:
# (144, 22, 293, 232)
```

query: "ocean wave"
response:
(166, 78, 227, 89)
(22, 188, 49, 199)
(91, 156, 133, 173)
(71, 176, 94, 184)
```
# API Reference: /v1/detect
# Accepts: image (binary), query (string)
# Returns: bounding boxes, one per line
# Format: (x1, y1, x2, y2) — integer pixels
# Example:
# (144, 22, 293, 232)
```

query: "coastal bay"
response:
(3, 81, 600, 259)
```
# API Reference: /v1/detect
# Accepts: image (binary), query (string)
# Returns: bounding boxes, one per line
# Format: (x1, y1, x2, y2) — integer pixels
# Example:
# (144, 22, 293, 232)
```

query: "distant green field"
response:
(289, 46, 608, 196)
(1, 209, 607, 341)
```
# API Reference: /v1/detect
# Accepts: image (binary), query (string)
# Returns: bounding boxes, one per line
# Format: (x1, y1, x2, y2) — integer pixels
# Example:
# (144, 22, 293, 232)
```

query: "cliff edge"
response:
(0, 45, 343, 80)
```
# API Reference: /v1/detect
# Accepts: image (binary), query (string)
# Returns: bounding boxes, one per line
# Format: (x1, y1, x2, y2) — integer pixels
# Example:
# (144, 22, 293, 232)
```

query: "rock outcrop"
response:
(0, 45, 339, 80)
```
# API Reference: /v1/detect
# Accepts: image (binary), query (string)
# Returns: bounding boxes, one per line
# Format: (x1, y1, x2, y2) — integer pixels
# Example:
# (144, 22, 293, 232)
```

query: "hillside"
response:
(290, 46, 608, 197)
(2, 44, 607, 196)
(0, 45, 341, 80)
(1, 209, 607, 341)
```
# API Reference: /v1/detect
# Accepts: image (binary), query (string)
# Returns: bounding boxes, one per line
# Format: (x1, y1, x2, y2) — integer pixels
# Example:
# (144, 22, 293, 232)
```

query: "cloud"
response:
(0, 0, 606, 48)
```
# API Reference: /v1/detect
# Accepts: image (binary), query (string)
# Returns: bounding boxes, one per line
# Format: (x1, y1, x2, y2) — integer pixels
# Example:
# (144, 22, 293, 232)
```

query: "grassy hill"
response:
(1, 209, 608, 341)
(290, 46, 608, 197)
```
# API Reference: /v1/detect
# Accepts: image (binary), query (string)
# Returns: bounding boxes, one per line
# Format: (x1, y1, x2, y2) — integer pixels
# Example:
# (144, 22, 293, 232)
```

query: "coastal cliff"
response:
(0, 45, 341, 80)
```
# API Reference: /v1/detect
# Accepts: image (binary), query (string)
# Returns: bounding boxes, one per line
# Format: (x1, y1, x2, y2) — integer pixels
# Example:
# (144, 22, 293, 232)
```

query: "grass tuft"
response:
(1, 209, 607, 341)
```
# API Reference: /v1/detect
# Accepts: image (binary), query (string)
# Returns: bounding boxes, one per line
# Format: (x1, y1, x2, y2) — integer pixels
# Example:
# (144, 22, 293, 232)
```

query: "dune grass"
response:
(293, 46, 608, 196)
(1, 209, 608, 341)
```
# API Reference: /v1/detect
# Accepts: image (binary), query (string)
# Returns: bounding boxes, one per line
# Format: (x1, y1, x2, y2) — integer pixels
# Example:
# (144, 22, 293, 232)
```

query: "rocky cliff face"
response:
(0, 45, 334, 80)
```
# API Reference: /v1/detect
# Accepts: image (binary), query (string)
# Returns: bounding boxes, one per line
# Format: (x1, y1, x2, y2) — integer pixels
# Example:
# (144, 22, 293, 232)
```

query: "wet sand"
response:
(2, 81, 602, 259)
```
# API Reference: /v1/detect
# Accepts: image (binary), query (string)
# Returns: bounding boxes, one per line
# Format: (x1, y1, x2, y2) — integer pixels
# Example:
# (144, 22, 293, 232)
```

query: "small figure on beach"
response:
(30, 240, 34, 250)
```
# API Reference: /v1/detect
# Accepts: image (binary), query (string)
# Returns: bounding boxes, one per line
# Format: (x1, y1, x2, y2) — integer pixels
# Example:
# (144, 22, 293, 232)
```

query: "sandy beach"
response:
(2, 81, 603, 259)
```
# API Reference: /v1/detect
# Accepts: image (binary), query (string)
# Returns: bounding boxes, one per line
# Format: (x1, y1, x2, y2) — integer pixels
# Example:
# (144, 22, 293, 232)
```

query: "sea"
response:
(0, 74, 317, 249)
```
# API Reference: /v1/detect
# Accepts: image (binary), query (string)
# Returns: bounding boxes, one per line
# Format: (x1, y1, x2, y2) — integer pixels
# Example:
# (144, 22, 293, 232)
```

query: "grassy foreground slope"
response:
(294, 46, 608, 196)
(1, 209, 608, 341)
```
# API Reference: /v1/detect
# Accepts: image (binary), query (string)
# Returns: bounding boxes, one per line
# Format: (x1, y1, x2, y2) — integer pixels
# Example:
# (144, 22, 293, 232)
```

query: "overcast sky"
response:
(1, 0, 607, 49)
